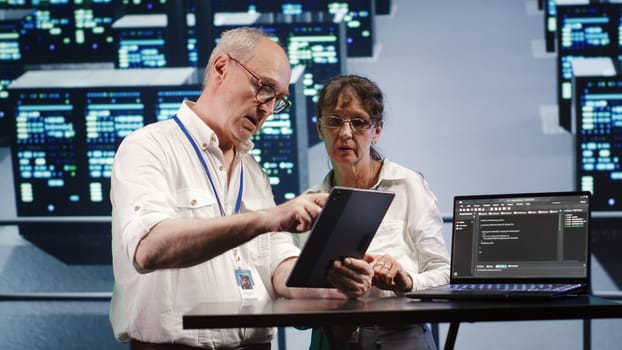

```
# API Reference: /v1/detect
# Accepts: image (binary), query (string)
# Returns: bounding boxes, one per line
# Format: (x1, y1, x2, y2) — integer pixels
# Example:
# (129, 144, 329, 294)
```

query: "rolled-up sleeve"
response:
(111, 128, 176, 266)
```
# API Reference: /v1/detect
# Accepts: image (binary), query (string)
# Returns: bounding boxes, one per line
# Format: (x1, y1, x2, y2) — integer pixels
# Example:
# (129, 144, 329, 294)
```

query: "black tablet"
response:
(286, 186, 395, 288)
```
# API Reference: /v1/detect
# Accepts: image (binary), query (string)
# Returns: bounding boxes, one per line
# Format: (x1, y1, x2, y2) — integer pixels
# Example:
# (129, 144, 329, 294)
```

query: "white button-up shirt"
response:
(294, 160, 450, 295)
(110, 101, 299, 348)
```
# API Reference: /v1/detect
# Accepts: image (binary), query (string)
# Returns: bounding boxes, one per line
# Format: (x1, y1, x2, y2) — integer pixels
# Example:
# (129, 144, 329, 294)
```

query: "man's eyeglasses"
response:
(320, 115, 376, 132)
(228, 54, 292, 114)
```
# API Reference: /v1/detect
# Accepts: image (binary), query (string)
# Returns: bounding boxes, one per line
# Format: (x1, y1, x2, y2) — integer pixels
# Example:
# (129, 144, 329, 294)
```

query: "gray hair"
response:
(206, 27, 266, 73)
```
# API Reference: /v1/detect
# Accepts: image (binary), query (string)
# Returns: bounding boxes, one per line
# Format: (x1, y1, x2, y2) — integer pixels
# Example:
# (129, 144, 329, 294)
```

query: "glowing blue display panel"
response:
(211, 0, 373, 58)
(8, 85, 200, 216)
(574, 76, 622, 213)
(325, 0, 375, 57)
(115, 27, 168, 68)
(2, 0, 194, 67)
(0, 9, 29, 144)
(16, 0, 116, 65)
(556, 3, 618, 132)
(12, 89, 94, 216)
(154, 88, 202, 122)
(111, 14, 169, 68)
(282, 22, 346, 146)
(0, 9, 27, 81)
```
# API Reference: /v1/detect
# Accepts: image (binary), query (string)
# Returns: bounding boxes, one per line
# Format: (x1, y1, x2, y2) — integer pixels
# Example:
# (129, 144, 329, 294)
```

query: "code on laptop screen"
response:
(451, 192, 590, 280)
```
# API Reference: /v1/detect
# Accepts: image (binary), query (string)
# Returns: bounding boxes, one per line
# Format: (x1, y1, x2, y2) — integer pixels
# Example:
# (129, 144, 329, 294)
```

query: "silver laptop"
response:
(406, 191, 591, 301)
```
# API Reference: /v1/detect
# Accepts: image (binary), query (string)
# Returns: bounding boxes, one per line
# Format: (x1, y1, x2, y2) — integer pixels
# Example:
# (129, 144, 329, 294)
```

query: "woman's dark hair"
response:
(316, 75, 385, 160)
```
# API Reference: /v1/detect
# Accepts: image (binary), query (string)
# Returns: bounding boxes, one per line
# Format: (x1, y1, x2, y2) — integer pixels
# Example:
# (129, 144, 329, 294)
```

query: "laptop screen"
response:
(450, 192, 591, 283)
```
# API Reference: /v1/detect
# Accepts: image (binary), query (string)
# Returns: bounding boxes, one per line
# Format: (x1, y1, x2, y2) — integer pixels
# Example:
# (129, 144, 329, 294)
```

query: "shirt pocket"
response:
(240, 191, 272, 213)
(240, 196, 272, 260)
(174, 189, 220, 218)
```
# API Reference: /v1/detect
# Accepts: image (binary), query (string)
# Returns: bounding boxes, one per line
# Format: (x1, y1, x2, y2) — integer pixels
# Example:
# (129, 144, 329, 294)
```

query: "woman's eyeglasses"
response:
(320, 115, 376, 132)
(228, 54, 292, 114)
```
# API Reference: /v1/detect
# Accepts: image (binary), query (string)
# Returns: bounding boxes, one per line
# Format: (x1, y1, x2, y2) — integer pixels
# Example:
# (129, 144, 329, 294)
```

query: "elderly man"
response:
(109, 27, 374, 350)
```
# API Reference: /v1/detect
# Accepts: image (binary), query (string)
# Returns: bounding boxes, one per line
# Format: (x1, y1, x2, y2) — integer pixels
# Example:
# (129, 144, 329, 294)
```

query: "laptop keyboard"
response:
(449, 283, 583, 293)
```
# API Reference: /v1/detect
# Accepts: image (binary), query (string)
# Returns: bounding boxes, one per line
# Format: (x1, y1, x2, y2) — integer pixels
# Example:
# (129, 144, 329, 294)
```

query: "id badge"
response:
(234, 268, 258, 301)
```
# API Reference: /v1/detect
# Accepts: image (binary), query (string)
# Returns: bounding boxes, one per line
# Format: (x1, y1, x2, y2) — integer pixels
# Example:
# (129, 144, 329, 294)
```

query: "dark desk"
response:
(183, 296, 622, 349)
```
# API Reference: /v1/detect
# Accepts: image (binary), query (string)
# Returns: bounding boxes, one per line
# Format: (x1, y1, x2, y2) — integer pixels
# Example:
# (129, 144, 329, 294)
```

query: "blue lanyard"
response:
(173, 115, 244, 216)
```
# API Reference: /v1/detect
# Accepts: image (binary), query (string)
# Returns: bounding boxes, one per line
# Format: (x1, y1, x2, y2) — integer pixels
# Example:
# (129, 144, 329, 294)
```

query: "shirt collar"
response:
(176, 100, 253, 156)
(319, 159, 407, 191)
(377, 159, 405, 181)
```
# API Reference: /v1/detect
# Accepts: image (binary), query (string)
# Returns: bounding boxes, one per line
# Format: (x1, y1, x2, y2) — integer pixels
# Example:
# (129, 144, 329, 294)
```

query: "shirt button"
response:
(202, 143, 208, 149)
(133, 205, 140, 211)
(191, 199, 197, 206)
(219, 166, 224, 171)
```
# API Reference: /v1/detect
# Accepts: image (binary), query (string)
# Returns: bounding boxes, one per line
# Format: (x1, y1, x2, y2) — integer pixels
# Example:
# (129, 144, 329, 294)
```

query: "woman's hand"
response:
(370, 254, 413, 293)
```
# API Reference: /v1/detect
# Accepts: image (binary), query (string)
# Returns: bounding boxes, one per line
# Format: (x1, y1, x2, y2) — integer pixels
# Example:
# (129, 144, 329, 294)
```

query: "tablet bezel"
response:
(286, 186, 395, 288)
